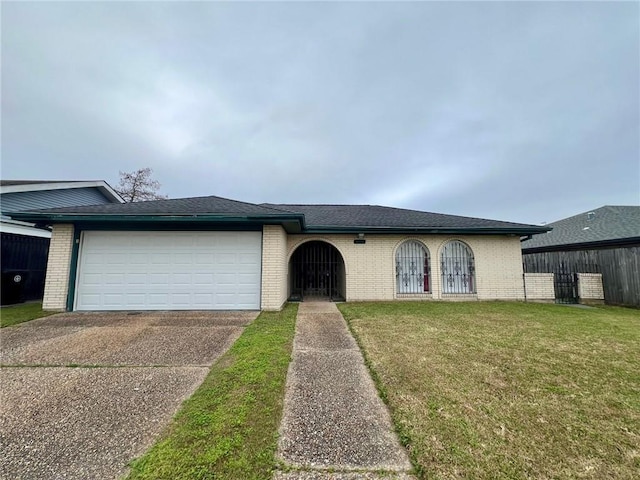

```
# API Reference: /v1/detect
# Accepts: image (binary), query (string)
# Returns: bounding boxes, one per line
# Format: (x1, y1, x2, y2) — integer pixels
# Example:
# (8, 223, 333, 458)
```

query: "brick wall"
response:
(577, 273, 605, 304)
(524, 273, 555, 302)
(42, 224, 74, 311)
(41, 226, 530, 312)
(286, 234, 526, 301)
(260, 225, 288, 310)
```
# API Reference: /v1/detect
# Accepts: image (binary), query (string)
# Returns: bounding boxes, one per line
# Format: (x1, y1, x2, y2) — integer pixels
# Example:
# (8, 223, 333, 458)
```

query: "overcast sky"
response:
(2, 1, 639, 225)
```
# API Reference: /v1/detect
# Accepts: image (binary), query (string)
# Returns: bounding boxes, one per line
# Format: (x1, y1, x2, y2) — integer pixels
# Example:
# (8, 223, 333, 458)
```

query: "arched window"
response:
(441, 241, 476, 294)
(396, 240, 430, 294)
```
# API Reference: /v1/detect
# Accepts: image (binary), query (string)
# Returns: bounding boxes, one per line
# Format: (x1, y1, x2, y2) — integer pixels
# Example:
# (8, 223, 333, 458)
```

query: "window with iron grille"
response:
(396, 240, 430, 294)
(441, 240, 476, 294)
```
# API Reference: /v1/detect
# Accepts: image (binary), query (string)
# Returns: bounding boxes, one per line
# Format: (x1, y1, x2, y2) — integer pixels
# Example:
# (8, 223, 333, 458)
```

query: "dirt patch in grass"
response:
(339, 302, 640, 480)
(1, 302, 56, 328)
(126, 304, 298, 480)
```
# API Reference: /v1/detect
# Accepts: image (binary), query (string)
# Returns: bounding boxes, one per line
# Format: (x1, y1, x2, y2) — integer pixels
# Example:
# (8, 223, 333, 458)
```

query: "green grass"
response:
(0, 302, 56, 327)
(338, 301, 640, 480)
(126, 303, 298, 480)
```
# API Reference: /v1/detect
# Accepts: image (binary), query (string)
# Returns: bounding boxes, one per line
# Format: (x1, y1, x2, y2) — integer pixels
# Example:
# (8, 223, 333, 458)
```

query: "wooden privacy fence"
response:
(523, 246, 640, 307)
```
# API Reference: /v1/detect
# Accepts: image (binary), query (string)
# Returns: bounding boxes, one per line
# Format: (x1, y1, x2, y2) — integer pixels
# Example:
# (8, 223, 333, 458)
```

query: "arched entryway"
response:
(289, 241, 346, 301)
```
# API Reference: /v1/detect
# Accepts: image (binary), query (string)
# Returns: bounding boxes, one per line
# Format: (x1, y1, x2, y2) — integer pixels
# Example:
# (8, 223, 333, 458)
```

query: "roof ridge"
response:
(187, 195, 294, 214)
(259, 203, 302, 214)
(110, 194, 289, 214)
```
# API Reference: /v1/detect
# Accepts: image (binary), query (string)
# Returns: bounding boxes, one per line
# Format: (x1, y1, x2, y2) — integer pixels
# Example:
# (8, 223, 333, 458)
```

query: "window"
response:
(441, 240, 475, 294)
(396, 240, 430, 294)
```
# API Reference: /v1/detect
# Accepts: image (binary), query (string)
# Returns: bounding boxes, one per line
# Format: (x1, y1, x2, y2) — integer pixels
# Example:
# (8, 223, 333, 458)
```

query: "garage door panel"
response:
(195, 253, 215, 264)
(129, 254, 147, 265)
(173, 253, 192, 264)
(75, 231, 262, 311)
(193, 293, 214, 302)
(103, 294, 125, 305)
(193, 273, 214, 285)
(239, 274, 260, 285)
(150, 254, 170, 265)
(81, 273, 102, 285)
(126, 273, 146, 285)
(172, 273, 191, 285)
(239, 253, 260, 264)
(217, 253, 237, 265)
(150, 273, 170, 285)
(104, 274, 124, 285)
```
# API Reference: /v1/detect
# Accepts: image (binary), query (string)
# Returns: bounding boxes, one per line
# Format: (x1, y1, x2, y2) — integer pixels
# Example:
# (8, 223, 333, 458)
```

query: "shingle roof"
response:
(263, 203, 541, 230)
(11, 194, 549, 234)
(25, 195, 294, 216)
(522, 206, 640, 251)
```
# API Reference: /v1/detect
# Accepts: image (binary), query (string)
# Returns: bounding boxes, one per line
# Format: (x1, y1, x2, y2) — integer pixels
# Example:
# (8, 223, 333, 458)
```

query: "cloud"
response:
(2, 1, 638, 223)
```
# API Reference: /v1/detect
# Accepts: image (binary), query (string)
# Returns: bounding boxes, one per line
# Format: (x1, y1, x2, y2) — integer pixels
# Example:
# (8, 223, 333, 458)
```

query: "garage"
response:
(75, 231, 262, 311)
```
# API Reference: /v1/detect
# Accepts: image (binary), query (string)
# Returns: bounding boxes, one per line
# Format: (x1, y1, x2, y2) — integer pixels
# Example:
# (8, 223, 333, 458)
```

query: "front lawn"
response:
(338, 302, 640, 480)
(127, 303, 298, 480)
(0, 302, 56, 328)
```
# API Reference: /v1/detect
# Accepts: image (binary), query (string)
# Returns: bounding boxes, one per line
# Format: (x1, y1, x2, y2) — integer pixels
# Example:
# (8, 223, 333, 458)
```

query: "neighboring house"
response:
(522, 206, 640, 307)
(10, 195, 549, 312)
(1, 180, 124, 304)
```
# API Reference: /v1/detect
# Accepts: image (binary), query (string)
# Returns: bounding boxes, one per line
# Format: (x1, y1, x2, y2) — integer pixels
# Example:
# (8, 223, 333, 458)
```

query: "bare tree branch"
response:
(115, 168, 168, 202)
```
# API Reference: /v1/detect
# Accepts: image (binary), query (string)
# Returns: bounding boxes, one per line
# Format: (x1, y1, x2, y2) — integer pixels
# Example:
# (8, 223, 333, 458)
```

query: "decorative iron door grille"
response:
(290, 241, 343, 301)
(396, 241, 430, 293)
(554, 266, 579, 304)
(441, 241, 476, 294)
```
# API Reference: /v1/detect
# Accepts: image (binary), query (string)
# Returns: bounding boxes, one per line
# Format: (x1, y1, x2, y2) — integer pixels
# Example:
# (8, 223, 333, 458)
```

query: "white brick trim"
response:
(524, 273, 555, 302)
(261, 225, 288, 311)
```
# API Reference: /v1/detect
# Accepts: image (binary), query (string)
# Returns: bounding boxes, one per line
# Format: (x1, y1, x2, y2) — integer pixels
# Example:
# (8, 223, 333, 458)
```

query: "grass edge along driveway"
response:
(0, 302, 55, 328)
(338, 301, 640, 480)
(126, 303, 298, 480)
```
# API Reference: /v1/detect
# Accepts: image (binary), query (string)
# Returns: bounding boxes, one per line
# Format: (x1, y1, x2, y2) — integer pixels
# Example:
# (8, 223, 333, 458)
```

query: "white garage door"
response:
(75, 231, 262, 311)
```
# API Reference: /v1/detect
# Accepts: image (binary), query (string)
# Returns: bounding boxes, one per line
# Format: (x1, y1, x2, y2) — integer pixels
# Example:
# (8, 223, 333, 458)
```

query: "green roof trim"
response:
(303, 226, 549, 235)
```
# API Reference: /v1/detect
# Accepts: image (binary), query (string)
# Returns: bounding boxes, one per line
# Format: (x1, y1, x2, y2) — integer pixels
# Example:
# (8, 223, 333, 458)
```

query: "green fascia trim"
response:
(14, 212, 548, 236)
(13, 213, 306, 233)
(66, 227, 81, 311)
(14, 213, 304, 223)
(303, 226, 551, 235)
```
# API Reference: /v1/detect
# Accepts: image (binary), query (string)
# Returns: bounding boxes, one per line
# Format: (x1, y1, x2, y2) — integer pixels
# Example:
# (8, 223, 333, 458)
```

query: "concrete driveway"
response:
(0, 310, 258, 480)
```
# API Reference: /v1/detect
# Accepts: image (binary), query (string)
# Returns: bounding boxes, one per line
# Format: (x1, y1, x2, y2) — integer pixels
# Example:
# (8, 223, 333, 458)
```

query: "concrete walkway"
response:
(275, 302, 415, 479)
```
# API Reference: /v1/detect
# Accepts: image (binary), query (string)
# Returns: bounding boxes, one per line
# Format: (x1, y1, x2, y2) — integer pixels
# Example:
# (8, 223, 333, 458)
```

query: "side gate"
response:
(524, 255, 600, 305)
(554, 266, 579, 304)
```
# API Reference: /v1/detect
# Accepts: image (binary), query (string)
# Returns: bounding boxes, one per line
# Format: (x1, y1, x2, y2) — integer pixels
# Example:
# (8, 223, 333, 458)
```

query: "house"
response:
(9, 194, 549, 311)
(0, 180, 124, 304)
(522, 206, 640, 307)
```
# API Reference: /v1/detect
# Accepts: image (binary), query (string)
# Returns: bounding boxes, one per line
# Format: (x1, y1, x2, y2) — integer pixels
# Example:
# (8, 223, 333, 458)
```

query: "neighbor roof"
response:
(0, 180, 70, 186)
(10, 194, 550, 235)
(522, 205, 640, 252)
(0, 180, 124, 203)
